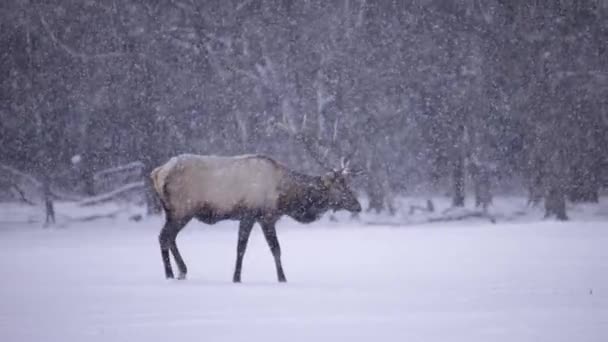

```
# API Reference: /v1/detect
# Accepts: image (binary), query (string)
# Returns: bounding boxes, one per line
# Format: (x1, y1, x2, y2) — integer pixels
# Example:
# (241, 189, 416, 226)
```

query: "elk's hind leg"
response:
(170, 217, 191, 280)
(159, 216, 191, 279)
(159, 220, 175, 279)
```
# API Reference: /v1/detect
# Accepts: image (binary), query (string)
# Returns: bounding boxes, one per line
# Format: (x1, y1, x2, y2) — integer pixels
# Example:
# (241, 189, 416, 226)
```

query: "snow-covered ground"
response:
(1, 200, 607, 342)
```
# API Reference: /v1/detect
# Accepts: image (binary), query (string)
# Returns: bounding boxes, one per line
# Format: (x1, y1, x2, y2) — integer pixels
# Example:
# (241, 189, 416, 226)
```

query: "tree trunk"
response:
(42, 174, 55, 227)
(363, 150, 394, 214)
(365, 178, 385, 214)
(82, 157, 96, 196)
(527, 172, 544, 206)
(451, 120, 466, 207)
(452, 155, 465, 207)
(545, 184, 568, 220)
(544, 150, 568, 221)
(140, 121, 163, 216)
(473, 166, 492, 211)
(81, 124, 97, 196)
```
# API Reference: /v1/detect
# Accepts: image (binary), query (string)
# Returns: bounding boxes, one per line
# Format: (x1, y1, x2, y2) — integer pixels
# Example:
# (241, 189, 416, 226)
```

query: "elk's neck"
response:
(278, 172, 330, 223)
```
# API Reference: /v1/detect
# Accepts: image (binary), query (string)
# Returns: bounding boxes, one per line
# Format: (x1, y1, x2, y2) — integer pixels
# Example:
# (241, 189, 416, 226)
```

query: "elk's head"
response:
(321, 158, 362, 213)
(278, 116, 363, 214)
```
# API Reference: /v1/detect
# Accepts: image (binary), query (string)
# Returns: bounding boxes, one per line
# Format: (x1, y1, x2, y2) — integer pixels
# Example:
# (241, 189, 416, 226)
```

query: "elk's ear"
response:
(322, 171, 337, 188)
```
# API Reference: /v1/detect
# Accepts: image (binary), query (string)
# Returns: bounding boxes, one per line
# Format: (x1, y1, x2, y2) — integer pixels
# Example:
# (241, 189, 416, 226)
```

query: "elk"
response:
(150, 153, 362, 282)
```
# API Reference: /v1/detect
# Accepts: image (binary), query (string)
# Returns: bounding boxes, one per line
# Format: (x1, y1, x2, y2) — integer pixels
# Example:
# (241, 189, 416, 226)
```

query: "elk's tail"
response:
(150, 157, 180, 214)
(150, 166, 165, 199)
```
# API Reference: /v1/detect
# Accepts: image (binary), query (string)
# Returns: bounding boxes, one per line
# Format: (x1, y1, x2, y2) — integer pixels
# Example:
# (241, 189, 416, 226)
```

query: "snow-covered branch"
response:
(0, 164, 42, 188)
(93, 162, 144, 181)
(79, 181, 145, 207)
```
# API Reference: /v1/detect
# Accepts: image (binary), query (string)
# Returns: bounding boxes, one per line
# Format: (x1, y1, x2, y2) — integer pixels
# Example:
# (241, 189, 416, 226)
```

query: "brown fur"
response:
(152, 153, 361, 282)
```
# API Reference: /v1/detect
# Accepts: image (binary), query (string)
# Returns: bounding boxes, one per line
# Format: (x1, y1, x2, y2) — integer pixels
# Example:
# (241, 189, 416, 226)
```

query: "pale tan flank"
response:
(151, 154, 286, 218)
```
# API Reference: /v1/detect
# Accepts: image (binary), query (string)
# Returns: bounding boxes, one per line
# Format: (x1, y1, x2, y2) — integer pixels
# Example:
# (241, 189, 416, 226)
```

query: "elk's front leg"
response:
(260, 221, 287, 282)
(233, 218, 255, 283)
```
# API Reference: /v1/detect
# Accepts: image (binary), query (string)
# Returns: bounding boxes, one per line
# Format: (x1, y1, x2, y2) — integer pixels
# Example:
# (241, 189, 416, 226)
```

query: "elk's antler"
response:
(338, 155, 365, 177)
(340, 157, 350, 170)
(277, 114, 334, 171)
(278, 114, 365, 178)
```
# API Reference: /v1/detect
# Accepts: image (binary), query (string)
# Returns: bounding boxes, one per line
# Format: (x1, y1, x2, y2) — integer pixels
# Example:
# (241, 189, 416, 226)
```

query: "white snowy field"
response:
(1, 203, 608, 341)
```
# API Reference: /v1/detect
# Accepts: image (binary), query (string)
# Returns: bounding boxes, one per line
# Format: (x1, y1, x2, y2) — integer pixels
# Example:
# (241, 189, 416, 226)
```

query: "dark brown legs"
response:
(159, 217, 189, 279)
(233, 218, 286, 283)
(233, 218, 255, 283)
(160, 215, 286, 283)
(260, 221, 286, 282)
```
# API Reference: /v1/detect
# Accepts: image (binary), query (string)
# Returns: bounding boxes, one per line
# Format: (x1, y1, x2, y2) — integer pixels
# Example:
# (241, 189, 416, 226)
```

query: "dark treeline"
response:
(1, 0, 607, 219)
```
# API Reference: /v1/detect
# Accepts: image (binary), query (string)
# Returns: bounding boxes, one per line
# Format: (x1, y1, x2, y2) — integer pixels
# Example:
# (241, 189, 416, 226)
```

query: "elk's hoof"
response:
(177, 273, 187, 280)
